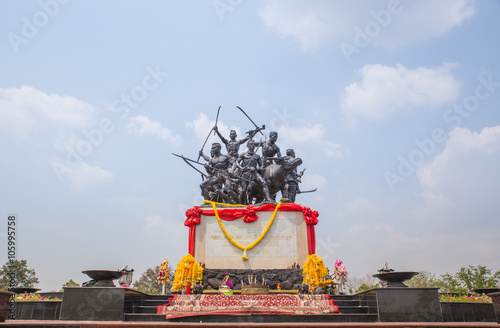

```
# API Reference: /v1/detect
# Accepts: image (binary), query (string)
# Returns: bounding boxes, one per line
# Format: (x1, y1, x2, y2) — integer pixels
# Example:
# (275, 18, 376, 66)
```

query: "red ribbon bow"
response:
(184, 206, 202, 226)
(243, 205, 259, 223)
(302, 207, 319, 225)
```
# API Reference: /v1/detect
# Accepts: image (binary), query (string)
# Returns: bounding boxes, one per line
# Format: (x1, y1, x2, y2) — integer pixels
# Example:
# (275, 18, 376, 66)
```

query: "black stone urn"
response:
(12, 287, 41, 294)
(372, 271, 419, 288)
(472, 288, 500, 295)
(82, 270, 124, 287)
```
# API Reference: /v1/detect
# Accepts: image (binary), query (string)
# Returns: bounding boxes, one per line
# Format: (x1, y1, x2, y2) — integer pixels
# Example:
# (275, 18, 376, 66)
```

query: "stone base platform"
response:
(3, 320, 500, 327)
(157, 294, 339, 318)
(203, 268, 302, 291)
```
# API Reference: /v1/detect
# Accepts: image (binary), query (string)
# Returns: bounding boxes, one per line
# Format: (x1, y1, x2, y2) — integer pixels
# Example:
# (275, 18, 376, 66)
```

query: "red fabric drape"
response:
(184, 203, 319, 256)
(306, 225, 316, 255)
(184, 206, 202, 256)
(302, 207, 318, 255)
(188, 226, 196, 255)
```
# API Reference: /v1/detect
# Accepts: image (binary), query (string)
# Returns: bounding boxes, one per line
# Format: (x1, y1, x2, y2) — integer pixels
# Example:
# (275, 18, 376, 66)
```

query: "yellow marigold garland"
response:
(203, 200, 246, 207)
(172, 254, 204, 292)
(302, 254, 333, 290)
(208, 200, 282, 260)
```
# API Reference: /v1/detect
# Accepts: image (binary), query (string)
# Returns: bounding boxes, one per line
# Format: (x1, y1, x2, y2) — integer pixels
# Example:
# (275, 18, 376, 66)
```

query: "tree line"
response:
(1, 260, 497, 295)
(0, 259, 173, 294)
(346, 265, 500, 294)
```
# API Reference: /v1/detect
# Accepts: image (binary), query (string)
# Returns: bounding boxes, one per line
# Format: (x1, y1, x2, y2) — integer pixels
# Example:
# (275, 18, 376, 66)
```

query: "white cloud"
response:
(331, 127, 500, 277)
(127, 115, 182, 147)
(341, 63, 460, 120)
(278, 123, 346, 158)
(65, 162, 113, 192)
(187, 114, 346, 159)
(185, 113, 215, 143)
(52, 133, 83, 152)
(419, 191, 452, 209)
(418, 126, 500, 190)
(259, 0, 476, 51)
(185, 113, 244, 148)
(0, 86, 95, 139)
(415, 126, 500, 228)
(376, 0, 476, 49)
(259, 1, 344, 51)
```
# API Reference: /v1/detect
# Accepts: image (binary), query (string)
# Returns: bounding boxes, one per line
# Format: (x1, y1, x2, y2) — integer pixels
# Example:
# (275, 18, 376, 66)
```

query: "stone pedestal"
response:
(16, 301, 62, 320)
(490, 292, 500, 323)
(203, 268, 303, 291)
(61, 287, 126, 321)
(0, 291, 14, 322)
(194, 209, 308, 269)
(441, 302, 496, 322)
(60, 287, 146, 321)
(356, 288, 443, 322)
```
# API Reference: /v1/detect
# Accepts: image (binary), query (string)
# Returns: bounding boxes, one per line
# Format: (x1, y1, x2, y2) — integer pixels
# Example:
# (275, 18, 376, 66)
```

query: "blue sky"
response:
(1, 0, 500, 291)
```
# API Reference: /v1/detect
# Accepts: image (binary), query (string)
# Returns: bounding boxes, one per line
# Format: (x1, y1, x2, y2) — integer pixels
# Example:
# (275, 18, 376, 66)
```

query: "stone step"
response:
(333, 299, 361, 306)
(124, 314, 167, 322)
(138, 294, 172, 301)
(136, 297, 364, 306)
(139, 294, 358, 301)
(133, 305, 161, 314)
(330, 294, 356, 300)
(140, 299, 172, 307)
(131, 304, 374, 315)
(337, 306, 373, 314)
(123, 313, 379, 323)
(128, 295, 376, 316)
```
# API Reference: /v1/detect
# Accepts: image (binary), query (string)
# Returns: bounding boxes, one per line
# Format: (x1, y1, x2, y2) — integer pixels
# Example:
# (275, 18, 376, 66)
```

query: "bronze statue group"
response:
(174, 109, 309, 205)
(198, 126, 304, 205)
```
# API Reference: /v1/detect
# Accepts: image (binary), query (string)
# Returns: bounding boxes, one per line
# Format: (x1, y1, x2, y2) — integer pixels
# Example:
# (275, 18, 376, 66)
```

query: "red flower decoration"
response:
(243, 205, 259, 223)
(302, 207, 319, 225)
(184, 206, 202, 226)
